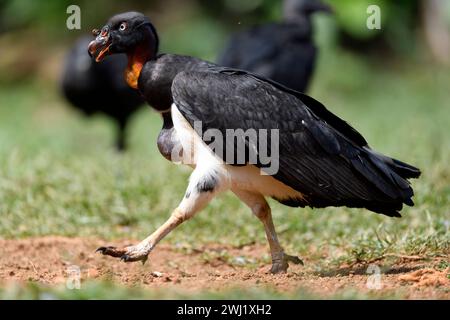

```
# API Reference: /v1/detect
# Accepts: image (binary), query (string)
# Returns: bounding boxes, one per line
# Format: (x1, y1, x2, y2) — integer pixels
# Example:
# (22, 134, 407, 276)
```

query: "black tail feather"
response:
(364, 147, 421, 180)
(361, 147, 420, 209)
(390, 158, 421, 179)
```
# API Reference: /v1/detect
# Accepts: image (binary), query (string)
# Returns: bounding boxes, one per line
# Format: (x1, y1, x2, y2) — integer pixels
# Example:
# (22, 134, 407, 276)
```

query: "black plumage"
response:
(217, 0, 332, 92)
(172, 68, 420, 217)
(61, 36, 144, 150)
(88, 12, 421, 272)
(87, 11, 420, 217)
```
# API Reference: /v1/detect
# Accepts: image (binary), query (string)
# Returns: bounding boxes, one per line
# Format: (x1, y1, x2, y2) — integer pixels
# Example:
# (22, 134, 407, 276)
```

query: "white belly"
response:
(171, 104, 304, 200)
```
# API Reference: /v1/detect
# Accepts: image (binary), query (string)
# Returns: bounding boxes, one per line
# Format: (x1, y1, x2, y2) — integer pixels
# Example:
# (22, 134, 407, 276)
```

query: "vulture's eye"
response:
(119, 22, 127, 31)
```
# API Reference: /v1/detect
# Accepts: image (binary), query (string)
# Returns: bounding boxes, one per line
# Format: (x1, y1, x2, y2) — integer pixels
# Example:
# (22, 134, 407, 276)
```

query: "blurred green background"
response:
(0, 0, 449, 299)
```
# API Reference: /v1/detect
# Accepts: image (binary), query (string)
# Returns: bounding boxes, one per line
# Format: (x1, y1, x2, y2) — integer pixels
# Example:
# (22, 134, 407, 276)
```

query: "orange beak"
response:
(88, 29, 112, 62)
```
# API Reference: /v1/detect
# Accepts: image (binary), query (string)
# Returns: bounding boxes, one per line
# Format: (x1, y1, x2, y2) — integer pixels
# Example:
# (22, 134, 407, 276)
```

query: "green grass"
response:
(0, 49, 449, 299)
(0, 281, 401, 300)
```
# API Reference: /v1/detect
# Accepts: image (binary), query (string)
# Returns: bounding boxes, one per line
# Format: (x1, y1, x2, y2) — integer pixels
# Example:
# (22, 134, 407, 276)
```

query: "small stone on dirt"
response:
(152, 271, 163, 278)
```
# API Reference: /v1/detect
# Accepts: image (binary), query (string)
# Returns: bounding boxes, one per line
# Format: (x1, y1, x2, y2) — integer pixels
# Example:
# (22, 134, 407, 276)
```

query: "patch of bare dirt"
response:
(399, 268, 449, 287)
(0, 237, 448, 299)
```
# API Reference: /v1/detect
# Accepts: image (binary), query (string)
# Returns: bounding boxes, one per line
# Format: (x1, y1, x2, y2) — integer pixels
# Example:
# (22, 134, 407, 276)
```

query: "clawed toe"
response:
(120, 253, 148, 264)
(96, 245, 149, 264)
(285, 254, 304, 266)
(270, 253, 303, 274)
(95, 246, 126, 258)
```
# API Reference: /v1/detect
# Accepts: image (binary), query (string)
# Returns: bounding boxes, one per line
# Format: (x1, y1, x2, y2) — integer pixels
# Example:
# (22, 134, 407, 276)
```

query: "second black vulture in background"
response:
(61, 36, 144, 151)
(217, 0, 332, 93)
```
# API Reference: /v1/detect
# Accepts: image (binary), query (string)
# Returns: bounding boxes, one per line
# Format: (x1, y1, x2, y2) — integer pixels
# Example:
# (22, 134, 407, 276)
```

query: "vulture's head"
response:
(88, 11, 159, 62)
(283, 0, 332, 21)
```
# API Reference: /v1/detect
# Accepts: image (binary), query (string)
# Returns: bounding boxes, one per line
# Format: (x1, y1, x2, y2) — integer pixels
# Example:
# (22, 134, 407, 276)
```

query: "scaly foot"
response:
(96, 243, 153, 264)
(270, 252, 303, 274)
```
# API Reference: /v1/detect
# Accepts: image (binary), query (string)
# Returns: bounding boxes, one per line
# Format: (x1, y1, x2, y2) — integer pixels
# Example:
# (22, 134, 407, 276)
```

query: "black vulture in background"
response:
(61, 36, 144, 151)
(217, 0, 332, 93)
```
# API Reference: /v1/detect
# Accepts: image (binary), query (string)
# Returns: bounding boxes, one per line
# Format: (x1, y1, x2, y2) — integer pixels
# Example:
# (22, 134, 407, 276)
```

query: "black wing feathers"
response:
(211, 67, 368, 147)
(171, 69, 420, 217)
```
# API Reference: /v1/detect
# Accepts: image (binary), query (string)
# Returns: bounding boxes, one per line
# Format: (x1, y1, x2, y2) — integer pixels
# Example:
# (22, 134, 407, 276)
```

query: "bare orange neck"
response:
(125, 45, 153, 89)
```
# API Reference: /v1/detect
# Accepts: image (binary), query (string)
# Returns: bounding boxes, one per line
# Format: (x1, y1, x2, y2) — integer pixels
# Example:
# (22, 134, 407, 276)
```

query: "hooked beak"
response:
(88, 28, 112, 62)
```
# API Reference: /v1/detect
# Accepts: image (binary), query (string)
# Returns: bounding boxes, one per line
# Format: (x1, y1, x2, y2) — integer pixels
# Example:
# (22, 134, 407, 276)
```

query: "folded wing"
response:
(171, 68, 420, 217)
